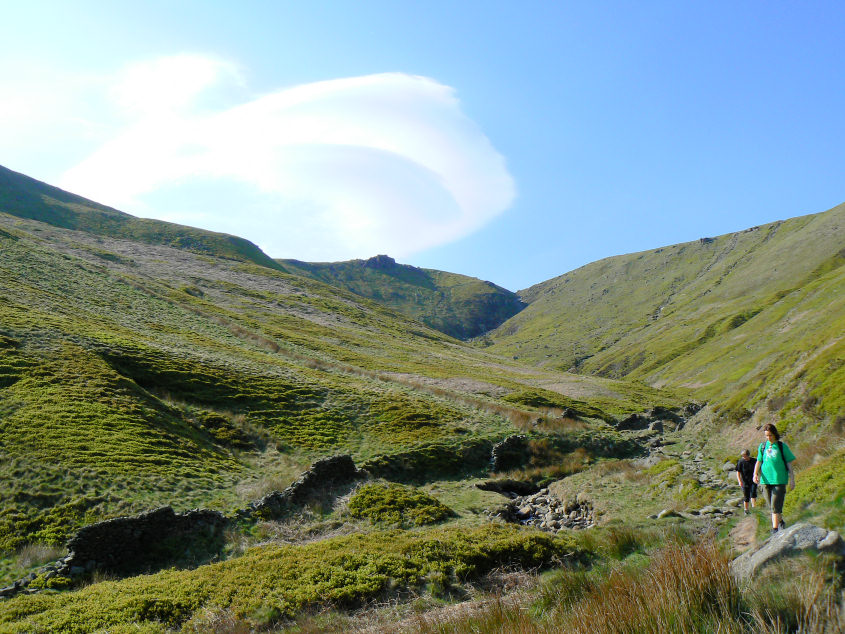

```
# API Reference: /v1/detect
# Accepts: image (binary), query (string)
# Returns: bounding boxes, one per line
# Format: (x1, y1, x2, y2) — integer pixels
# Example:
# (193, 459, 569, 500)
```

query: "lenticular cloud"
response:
(60, 57, 515, 260)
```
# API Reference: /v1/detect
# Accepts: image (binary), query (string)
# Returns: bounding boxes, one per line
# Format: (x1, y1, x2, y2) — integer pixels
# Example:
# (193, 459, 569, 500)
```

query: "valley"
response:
(0, 165, 841, 632)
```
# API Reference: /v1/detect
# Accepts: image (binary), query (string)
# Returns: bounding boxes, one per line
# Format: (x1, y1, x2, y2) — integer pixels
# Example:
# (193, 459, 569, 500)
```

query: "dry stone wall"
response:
(240, 455, 365, 520)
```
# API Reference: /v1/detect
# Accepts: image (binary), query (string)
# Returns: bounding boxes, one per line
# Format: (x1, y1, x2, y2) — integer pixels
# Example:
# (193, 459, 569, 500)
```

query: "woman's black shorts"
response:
(742, 483, 758, 503)
(765, 484, 787, 514)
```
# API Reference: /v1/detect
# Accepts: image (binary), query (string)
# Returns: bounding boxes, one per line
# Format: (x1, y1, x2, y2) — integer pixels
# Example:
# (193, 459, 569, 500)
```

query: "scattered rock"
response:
(492, 491, 595, 531)
(722, 462, 736, 472)
(656, 509, 680, 519)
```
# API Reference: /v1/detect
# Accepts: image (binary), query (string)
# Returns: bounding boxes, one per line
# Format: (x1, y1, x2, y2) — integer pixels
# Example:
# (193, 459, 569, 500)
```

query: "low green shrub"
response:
(0, 524, 582, 632)
(347, 482, 453, 527)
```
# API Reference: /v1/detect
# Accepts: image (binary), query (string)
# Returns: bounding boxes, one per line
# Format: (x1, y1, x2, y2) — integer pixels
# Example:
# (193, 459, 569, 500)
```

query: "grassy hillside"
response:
(0, 165, 282, 270)
(278, 255, 525, 339)
(487, 203, 845, 426)
(0, 170, 841, 632)
(0, 168, 682, 559)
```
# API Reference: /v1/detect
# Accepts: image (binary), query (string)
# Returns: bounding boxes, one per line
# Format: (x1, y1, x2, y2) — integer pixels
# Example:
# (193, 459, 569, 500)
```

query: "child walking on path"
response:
(735, 449, 757, 514)
(753, 423, 796, 535)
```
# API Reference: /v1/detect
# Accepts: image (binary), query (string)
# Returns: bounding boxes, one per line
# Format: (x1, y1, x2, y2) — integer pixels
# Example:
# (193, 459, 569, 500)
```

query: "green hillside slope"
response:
(0, 164, 282, 270)
(0, 168, 681, 556)
(488, 203, 845, 425)
(1, 173, 841, 634)
(278, 255, 525, 339)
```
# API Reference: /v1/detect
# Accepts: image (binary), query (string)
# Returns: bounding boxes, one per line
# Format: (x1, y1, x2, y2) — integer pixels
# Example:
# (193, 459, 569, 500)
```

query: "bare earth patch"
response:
(730, 516, 759, 553)
(380, 372, 509, 397)
(537, 377, 624, 400)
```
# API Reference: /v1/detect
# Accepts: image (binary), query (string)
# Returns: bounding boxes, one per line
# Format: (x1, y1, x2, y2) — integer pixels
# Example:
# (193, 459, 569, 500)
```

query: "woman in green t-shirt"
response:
(753, 423, 796, 535)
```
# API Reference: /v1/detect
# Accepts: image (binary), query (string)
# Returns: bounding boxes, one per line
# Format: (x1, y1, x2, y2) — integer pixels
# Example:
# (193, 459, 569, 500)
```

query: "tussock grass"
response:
(0, 543, 65, 588)
(746, 555, 845, 633)
(559, 537, 740, 632)
(407, 534, 844, 634)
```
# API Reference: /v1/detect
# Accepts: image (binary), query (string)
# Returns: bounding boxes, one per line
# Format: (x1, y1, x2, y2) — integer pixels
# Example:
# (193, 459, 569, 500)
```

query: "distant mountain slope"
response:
(0, 164, 282, 270)
(487, 202, 845, 423)
(278, 255, 526, 339)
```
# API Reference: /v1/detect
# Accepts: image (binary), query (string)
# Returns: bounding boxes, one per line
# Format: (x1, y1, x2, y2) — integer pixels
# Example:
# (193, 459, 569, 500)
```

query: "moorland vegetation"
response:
(0, 165, 841, 632)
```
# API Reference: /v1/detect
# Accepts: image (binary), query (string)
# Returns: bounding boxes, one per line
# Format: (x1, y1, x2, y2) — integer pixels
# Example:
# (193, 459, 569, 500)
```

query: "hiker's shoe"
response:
(771, 527, 779, 535)
(744, 509, 749, 515)
(779, 520, 786, 530)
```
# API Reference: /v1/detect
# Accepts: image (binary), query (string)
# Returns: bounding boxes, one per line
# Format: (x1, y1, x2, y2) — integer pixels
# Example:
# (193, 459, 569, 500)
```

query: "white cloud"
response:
(18, 55, 517, 260)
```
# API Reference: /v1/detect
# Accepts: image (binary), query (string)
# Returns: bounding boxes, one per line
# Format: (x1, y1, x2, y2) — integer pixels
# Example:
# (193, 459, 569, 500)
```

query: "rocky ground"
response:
(491, 488, 596, 532)
(646, 443, 746, 522)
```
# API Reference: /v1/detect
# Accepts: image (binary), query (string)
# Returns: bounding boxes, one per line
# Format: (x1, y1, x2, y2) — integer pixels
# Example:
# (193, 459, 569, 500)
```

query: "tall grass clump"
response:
(559, 537, 741, 632)
(746, 556, 845, 633)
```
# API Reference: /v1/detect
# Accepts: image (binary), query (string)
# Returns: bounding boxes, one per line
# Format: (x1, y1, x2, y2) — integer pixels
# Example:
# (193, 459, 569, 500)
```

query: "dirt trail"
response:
(730, 516, 759, 553)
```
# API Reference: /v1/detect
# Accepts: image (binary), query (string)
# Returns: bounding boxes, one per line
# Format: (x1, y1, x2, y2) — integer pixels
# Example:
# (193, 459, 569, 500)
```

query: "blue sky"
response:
(2, 2, 843, 290)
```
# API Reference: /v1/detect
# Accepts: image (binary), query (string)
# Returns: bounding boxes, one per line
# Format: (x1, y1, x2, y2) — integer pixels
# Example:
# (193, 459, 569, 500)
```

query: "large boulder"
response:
(731, 523, 845, 581)
(616, 413, 649, 431)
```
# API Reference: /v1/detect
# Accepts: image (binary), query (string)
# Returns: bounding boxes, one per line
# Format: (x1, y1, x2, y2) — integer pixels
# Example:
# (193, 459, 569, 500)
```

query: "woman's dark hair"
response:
(763, 423, 780, 440)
